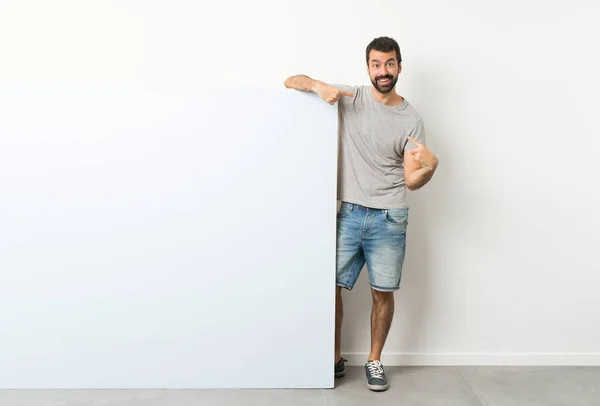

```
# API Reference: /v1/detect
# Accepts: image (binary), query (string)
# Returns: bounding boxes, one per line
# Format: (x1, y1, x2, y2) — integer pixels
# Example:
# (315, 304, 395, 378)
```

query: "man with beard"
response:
(284, 36, 439, 392)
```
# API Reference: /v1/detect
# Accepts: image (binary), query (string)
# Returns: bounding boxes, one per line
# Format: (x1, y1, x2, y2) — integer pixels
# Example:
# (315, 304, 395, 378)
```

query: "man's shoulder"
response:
(402, 100, 424, 122)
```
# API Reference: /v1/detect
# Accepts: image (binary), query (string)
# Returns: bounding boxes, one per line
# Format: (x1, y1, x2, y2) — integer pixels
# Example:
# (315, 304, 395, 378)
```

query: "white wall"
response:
(1, 0, 599, 367)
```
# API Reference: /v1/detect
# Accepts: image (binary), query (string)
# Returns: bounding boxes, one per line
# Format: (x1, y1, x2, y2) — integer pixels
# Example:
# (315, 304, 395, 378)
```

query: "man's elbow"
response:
(283, 74, 304, 88)
(406, 181, 419, 191)
(405, 176, 417, 191)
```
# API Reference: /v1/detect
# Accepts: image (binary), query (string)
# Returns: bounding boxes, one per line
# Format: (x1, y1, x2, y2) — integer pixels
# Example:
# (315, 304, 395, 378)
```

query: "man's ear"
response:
(398, 63, 402, 75)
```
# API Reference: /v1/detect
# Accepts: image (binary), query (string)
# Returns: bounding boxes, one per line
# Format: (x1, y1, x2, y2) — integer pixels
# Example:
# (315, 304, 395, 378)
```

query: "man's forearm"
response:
(284, 75, 320, 92)
(406, 165, 437, 190)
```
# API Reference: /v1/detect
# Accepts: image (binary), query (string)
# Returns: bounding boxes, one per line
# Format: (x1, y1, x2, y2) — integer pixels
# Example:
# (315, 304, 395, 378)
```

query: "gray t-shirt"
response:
(333, 84, 427, 209)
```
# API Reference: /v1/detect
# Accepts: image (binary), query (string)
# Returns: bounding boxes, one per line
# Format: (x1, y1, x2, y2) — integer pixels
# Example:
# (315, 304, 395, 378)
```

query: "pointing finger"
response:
(407, 136, 422, 147)
(340, 91, 355, 97)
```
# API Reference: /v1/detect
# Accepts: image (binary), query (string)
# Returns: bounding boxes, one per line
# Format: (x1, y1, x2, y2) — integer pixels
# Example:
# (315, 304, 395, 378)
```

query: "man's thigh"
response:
(363, 208, 408, 292)
(336, 202, 365, 291)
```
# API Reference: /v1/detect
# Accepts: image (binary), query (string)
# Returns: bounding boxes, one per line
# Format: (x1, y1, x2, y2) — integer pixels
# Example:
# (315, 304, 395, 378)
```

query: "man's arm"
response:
(404, 136, 439, 190)
(284, 75, 354, 104)
(283, 75, 318, 92)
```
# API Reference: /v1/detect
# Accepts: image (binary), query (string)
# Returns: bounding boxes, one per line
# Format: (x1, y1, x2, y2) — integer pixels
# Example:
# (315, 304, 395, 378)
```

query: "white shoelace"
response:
(367, 360, 385, 379)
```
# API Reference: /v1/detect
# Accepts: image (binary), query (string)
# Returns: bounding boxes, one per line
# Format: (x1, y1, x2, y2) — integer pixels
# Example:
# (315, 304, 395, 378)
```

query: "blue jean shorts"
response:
(336, 202, 408, 292)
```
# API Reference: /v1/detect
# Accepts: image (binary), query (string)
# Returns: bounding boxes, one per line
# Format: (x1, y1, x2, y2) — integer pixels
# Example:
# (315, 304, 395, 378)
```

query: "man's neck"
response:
(371, 86, 404, 107)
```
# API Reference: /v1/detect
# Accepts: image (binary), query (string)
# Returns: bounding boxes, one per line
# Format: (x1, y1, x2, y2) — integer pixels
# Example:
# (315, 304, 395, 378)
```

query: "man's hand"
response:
(313, 82, 354, 105)
(407, 136, 438, 169)
(284, 75, 354, 105)
(404, 136, 439, 190)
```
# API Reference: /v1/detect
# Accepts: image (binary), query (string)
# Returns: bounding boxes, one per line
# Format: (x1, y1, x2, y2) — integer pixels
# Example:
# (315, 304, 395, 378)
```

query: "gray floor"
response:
(0, 366, 598, 405)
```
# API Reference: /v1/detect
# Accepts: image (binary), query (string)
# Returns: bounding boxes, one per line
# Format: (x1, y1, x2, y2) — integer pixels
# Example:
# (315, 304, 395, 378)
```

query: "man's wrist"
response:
(311, 80, 323, 92)
(421, 156, 438, 170)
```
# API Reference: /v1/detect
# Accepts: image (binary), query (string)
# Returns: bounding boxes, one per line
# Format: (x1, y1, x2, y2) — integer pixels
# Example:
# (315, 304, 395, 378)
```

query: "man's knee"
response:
(371, 288, 394, 304)
(336, 286, 344, 317)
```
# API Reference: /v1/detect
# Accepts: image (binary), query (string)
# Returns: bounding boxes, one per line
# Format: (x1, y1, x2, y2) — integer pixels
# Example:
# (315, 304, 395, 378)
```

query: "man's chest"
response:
(343, 107, 410, 162)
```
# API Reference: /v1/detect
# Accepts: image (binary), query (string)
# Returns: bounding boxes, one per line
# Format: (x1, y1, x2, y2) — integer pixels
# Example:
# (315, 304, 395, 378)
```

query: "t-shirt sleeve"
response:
(331, 84, 359, 110)
(403, 119, 427, 151)
(331, 83, 359, 94)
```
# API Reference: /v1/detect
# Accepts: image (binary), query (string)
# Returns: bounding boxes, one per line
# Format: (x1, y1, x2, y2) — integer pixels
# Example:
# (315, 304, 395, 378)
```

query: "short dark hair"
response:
(366, 36, 402, 65)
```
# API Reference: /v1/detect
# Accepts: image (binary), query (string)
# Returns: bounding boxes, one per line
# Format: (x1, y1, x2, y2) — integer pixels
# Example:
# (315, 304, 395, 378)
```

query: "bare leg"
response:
(369, 288, 395, 361)
(335, 286, 343, 362)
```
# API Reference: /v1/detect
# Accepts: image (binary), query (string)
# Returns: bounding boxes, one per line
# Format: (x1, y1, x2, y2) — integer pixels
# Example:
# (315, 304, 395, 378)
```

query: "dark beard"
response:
(371, 74, 398, 94)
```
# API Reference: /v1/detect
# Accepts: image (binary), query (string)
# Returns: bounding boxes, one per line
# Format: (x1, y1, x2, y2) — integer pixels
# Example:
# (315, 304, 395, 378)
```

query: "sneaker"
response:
(335, 357, 347, 378)
(365, 360, 389, 391)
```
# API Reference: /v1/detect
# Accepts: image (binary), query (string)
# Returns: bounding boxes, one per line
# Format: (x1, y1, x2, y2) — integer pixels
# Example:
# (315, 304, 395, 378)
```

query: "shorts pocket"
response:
(384, 208, 408, 226)
(337, 202, 353, 218)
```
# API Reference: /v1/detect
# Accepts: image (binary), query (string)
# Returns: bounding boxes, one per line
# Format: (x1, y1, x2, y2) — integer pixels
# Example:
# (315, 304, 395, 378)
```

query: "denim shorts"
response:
(336, 202, 408, 292)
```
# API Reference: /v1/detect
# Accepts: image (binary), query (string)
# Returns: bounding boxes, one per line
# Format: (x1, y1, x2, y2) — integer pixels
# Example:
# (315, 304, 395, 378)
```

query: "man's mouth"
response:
(377, 76, 392, 85)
